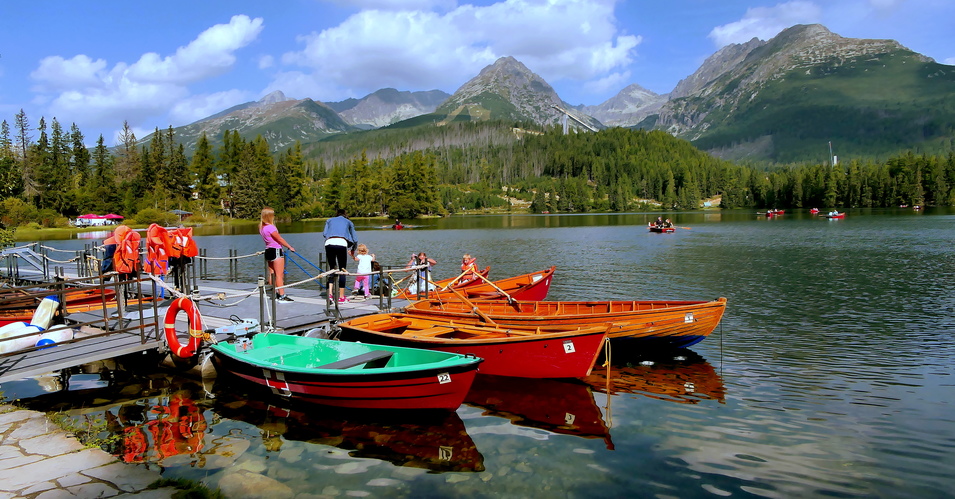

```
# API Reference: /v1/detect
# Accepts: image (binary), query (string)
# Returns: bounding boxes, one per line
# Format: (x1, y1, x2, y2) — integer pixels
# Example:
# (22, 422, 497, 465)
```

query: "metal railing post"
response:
(258, 276, 266, 331)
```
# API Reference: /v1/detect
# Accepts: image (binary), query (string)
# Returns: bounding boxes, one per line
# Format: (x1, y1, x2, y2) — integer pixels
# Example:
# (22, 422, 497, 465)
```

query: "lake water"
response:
(6, 209, 954, 498)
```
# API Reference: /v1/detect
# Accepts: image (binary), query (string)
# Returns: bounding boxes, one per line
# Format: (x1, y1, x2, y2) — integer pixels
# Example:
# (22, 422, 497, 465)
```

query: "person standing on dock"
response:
(323, 208, 358, 303)
(260, 207, 295, 302)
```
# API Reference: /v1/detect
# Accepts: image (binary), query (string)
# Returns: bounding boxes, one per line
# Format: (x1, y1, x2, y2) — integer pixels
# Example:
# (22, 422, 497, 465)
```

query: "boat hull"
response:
(210, 335, 482, 410)
(338, 313, 605, 378)
(648, 227, 675, 233)
(404, 297, 727, 349)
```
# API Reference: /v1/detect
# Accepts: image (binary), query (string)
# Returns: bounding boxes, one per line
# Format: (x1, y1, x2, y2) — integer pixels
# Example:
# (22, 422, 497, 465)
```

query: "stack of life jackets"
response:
(105, 225, 141, 275)
(144, 224, 171, 276)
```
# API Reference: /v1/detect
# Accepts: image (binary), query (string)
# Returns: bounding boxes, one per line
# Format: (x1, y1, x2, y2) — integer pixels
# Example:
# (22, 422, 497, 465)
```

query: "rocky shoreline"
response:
(0, 405, 179, 498)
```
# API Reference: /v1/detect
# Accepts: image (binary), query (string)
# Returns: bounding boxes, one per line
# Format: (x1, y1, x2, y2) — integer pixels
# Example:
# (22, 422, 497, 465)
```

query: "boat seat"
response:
(408, 326, 456, 337)
(318, 350, 393, 369)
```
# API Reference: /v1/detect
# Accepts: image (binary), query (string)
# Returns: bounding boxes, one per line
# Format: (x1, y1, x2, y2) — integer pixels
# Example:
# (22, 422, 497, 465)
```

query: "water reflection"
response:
(212, 383, 485, 472)
(464, 375, 613, 450)
(583, 349, 725, 405)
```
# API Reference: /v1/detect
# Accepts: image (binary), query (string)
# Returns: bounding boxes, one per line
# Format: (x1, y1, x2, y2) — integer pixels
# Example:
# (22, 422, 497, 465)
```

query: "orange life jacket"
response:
(144, 224, 171, 275)
(170, 227, 198, 258)
(110, 225, 141, 274)
(461, 257, 478, 280)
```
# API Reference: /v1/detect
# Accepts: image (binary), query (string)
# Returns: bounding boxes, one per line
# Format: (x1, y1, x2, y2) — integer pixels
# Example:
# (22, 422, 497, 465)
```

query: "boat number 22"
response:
(437, 372, 451, 384)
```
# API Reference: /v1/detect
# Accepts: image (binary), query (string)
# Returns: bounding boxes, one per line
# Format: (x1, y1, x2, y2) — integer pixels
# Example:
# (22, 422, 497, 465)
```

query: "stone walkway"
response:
(0, 405, 179, 498)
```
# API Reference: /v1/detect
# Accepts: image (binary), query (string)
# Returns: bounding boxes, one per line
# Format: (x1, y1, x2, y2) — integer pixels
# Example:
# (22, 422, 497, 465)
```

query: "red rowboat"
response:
(395, 266, 489, 300)
(648, 226, 675, 233)
(337, 313, 607, 378)
(824, 212, 845, 219)
(404, 297, 727, 349)
(425, 266, 555, 302)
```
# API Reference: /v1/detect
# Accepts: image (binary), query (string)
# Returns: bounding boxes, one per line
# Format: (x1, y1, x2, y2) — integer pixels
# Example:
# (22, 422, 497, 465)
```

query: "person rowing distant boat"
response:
(392, 219, 404, 230)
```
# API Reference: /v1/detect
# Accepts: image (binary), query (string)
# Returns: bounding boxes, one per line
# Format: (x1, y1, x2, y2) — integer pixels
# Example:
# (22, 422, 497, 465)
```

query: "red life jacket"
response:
(170, 227, 198, 258)
(110, 225, 141, 274)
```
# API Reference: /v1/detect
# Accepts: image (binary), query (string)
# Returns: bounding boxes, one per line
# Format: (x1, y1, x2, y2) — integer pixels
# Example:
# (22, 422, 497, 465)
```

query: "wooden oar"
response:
(676, 226, 692, 230)
(447, 285, 498, 326)
(469, 270, 516, 305)
(439, 269, 471, 290)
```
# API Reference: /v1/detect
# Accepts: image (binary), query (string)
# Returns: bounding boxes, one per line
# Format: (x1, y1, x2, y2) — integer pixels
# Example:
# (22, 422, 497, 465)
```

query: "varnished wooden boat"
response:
(395, 266, 490, 299)
(404, 297, 727, 348)
(0, 290, 144, 328)
(417, 266, 555, 302)
(210, 333, 483, 410)
(337, 312, 607, 378)
(0, 287, 117, 312)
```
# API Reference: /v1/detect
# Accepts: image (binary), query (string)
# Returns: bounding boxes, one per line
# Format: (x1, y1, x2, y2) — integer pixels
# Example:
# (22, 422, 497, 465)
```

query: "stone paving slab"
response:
(0, 405, 180, 498)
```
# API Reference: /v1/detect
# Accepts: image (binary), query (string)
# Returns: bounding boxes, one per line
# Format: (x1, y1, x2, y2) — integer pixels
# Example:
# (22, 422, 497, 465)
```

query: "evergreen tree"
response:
(191, 134, 219, 202)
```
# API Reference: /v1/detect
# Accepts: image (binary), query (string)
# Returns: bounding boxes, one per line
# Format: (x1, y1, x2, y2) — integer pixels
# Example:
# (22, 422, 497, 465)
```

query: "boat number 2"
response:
(563, 340, 576, 354)
(437, 372, 451, 384)
(684, 312, 694, 323)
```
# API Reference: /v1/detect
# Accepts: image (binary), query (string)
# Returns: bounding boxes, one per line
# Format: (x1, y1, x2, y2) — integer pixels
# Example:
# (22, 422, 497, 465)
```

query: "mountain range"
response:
(158, 24, 954, 164)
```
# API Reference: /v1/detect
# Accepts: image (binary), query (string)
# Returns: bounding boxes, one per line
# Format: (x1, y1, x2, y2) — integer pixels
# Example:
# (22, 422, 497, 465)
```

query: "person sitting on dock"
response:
(407, 252, 437, 294)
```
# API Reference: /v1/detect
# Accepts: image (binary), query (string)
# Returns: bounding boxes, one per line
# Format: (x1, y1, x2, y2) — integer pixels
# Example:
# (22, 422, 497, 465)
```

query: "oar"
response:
(676, 226, 692, 230)
(447, 285, 498, 326)
(439, 269, 471, 290)
(469, 270, 517, 305)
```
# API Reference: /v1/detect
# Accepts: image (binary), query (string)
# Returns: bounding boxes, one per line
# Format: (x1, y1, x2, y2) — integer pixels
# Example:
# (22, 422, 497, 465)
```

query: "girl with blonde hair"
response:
(259, 207, 295, 302)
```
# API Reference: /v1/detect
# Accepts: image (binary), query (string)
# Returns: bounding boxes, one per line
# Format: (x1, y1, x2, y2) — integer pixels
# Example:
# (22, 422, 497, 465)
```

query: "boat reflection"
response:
(212, 382, 485, 472)
(583, 349, 725, 404)
(464, 374, 614, 450)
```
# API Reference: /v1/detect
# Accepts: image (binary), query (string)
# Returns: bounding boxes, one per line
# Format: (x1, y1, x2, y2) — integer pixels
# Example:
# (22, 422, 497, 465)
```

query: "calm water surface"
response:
(6, 209, 954, 498)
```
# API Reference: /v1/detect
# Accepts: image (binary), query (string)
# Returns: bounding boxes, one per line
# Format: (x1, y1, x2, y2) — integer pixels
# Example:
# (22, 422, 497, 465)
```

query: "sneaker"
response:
(338, 296, 349, 303)
(276, 294, 294, 303)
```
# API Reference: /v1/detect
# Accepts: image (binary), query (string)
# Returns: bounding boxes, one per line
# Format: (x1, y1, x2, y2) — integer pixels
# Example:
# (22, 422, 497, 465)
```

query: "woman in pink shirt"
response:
(259, 207, 296, 302)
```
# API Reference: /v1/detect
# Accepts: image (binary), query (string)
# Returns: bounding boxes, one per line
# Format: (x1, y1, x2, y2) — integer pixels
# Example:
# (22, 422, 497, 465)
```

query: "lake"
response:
(6, 209, 954, 498)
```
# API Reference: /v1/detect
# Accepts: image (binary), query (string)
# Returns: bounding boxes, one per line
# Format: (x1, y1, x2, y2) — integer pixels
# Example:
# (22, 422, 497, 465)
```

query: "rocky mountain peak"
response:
(259, 90, 289, 105)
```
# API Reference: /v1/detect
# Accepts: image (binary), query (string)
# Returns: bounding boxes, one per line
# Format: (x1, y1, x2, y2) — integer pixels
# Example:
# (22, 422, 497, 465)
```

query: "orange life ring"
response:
(164, 297, 203, 358)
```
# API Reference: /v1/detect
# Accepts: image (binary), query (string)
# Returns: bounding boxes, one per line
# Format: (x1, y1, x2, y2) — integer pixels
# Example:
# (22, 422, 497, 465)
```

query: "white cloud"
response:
(29, 15, 263, 139)
(583, 70, 631, 98)
(258, 54, 275, 69)
(276, 0, 638, 101)
(709, 1, 822, 47)
(127, 15, 263, 84)
(944, 57, 955, 65)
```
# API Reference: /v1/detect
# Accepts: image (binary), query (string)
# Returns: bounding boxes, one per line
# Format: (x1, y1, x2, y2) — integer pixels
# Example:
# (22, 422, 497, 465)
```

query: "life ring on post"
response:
(164, 297, 204, 358)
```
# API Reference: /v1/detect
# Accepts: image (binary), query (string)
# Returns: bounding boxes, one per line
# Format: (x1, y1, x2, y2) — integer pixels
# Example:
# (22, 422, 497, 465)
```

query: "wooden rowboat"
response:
(648, 226, 675, 233)
(395, 266, 490, 299)
(336, 312, 607, 378)
(419, 266, 555, 302)
(209, 333, 483, 410)
(0, 287, 117, 312)
(403, 297, 727, 349)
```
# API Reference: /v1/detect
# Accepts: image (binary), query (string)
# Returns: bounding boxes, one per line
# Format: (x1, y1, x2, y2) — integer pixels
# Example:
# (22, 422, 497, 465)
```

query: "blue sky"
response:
(1, 0, 952, 146)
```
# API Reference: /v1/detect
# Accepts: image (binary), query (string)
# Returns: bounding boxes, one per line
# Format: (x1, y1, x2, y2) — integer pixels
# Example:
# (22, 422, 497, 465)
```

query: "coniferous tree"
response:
(191, 134, 218, 202)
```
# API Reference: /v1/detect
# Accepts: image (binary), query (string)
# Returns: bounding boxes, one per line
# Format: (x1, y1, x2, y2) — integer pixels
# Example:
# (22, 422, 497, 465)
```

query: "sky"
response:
(1, 0, 953, 146)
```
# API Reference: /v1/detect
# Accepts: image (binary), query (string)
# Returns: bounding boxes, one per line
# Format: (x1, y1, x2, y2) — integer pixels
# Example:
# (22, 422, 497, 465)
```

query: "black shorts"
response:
(265, 248, 284, 262)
